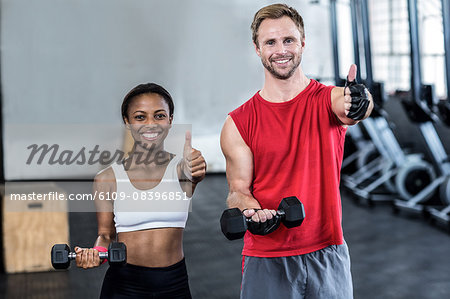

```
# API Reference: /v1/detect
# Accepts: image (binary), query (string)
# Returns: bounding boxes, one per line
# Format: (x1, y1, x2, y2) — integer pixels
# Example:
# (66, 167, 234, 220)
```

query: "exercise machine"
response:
(426, 0, 450, 226)
(342, 0, 436, 203)
(329, 0, 379, 175)
(393, 0, 450, 214)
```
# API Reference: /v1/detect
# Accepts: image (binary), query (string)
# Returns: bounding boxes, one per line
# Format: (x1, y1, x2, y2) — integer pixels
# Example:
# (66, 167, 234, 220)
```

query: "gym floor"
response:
(1, 97, 450, 299)
(0, 173, 449, 299)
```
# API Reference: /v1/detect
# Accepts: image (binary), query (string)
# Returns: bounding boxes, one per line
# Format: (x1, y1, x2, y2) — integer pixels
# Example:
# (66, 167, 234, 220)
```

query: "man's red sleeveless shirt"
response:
(229, 79, 347, 257)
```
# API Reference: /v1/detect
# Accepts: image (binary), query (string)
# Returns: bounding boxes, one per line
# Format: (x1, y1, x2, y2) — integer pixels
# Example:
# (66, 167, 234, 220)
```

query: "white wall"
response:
(1, 0, 333, 179)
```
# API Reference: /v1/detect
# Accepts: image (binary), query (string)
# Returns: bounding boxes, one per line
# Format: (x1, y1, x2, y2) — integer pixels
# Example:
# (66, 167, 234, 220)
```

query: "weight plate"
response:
(382, 153, 423, 193)
(356, 144, 379, 170)
(395, 159, 436, 200)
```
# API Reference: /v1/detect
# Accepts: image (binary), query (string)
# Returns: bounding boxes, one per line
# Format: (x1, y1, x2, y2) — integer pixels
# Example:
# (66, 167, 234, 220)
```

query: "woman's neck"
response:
(127, 143, 171, 169)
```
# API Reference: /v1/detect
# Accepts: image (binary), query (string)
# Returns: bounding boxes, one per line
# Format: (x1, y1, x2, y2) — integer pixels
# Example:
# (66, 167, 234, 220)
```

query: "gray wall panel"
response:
(1, 0, 332, 179)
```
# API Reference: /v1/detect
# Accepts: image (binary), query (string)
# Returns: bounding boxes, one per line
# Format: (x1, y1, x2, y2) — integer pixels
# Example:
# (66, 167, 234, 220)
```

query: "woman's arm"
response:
(75, 168, 116, 269)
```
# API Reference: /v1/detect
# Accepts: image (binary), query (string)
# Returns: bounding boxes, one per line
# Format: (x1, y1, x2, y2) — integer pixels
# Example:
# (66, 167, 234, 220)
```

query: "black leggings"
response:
(99, 258, 192, 299)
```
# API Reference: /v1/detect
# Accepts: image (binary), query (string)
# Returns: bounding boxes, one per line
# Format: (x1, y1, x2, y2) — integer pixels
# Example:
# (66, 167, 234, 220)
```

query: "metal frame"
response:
(408, 0, 423, 105)
(443, 0, 450, 96)
(330, 0, 342, 84)
(339, 0, 408, 202)
(394, 0, 450, 213)
(427, 0, 450, 226)
(350, 0, 362, 82)
(360, 0, 373, 87)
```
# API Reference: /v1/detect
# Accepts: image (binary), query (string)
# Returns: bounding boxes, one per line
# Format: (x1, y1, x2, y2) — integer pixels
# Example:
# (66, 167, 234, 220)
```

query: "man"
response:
(220, 3, 373, 299)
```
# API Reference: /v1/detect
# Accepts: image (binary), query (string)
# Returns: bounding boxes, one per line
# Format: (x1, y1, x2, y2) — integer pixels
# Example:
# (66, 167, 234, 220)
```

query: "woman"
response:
(75, 83, 206, 298)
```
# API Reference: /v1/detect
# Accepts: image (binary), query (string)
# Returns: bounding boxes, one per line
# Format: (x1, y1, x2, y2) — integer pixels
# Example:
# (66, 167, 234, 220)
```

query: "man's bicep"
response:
(220, 116, 253, 193)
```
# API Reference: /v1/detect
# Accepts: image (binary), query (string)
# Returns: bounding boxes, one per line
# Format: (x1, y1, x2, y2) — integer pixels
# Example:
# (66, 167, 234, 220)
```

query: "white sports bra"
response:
(111, 155, 191, 233)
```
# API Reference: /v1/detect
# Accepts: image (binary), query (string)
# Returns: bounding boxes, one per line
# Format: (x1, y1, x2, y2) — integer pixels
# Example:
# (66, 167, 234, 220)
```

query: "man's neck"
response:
(259, 68, 310, 103)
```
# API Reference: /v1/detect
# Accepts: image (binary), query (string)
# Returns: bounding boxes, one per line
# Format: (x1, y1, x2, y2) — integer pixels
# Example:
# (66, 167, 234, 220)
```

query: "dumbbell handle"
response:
(244, 209, 285, 223)
(68, 251, 108, 260)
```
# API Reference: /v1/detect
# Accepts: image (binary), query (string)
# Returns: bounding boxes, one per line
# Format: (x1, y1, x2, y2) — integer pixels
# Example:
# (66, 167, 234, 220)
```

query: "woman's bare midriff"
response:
(118, 228, 184, 267)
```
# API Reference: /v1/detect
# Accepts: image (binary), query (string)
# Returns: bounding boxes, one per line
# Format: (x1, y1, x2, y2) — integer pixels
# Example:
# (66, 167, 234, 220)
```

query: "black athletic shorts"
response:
(99, 258, 192, 299)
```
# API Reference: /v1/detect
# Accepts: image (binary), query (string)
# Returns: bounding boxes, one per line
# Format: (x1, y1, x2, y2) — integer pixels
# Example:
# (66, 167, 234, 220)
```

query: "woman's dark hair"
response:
(121, 83, 174, 123)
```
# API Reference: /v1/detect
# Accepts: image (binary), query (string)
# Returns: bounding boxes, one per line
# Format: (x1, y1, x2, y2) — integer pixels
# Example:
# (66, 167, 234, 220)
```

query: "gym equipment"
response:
(220, 196, 305, 240)
(341, 126, 378, 172)
(51, 242, 127, 269)
(426, 0, 450, 226)
(393, 0, 450, 214)
(332, 0, 393, 197)
(221, 208, 281, 237)
(2, 183, 69, 273)
(329, 0, 379, 176)
(340, 0, 436, 204)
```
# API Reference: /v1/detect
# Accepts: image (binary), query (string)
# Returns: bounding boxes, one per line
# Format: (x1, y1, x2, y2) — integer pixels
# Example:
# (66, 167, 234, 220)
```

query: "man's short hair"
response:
(251, 3, 305, 47)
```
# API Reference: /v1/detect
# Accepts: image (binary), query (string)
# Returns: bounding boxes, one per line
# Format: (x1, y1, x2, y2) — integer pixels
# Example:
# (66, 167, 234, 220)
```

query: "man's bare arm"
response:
(220, 116, 259, 210)
(220, 116, 275, 222)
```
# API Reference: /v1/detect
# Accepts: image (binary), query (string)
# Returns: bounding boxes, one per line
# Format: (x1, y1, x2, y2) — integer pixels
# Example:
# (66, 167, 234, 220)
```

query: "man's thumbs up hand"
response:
(344, 64, 371, 121)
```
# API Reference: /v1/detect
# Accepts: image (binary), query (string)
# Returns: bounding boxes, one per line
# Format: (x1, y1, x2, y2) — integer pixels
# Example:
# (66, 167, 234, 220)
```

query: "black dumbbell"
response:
(220, 196, 305, 240)
(51, 242, 127, 269)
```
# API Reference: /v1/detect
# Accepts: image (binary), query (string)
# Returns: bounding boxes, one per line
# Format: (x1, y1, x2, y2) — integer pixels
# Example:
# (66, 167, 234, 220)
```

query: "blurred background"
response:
(1, 0, 450, 298)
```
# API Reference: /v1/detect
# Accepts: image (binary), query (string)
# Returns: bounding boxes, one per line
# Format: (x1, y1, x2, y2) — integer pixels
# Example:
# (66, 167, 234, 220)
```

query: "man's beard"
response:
(262, 55, 301, 80)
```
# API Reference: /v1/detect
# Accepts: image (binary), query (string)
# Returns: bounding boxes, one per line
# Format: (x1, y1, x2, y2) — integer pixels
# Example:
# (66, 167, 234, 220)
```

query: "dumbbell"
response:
(51, 242, 127, 269)
(220, 196, 305, 240)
